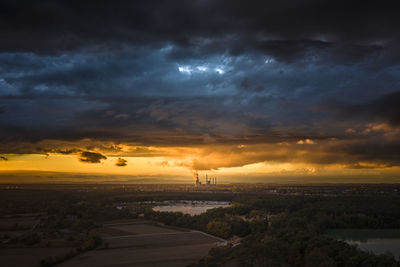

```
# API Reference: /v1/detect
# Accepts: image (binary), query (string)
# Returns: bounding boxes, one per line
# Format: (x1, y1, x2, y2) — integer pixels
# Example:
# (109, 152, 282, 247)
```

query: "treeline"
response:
(230, 194, 400, 230)
(233, 232, 399, 266)
(108, 191, 236, 204)
(144, 204, 268, 239)
(39, 230, 102, 267)
(310, 196, 400, 229)
(201, 209, 400, 267)
(46, 200, 138, 222)
(0, 189, 237, 216)
(195, 195, 400, 266)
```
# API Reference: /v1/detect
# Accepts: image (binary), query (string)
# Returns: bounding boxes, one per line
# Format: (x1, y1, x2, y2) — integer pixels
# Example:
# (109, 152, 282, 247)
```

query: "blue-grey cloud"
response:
(0, 0, 400, 169)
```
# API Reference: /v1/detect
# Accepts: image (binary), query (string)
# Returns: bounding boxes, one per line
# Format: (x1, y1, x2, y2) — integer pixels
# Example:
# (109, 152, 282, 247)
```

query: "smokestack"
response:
(193, 171, 200, 186)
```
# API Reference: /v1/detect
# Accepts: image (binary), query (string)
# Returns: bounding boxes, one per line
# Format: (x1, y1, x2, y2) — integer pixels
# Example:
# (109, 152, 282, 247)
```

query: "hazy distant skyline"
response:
(1, 1, 400, 183)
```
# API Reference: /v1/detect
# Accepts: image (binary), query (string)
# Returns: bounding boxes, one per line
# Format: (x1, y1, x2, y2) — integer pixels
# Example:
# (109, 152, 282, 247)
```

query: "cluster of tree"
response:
(39, 230, 102, 267)
(143, 204, 268, 239)
(228, 212, 400, 267)
(230, 234, 399, 267)
(198, 195, 400, 266)
(46, 199, 139, 222)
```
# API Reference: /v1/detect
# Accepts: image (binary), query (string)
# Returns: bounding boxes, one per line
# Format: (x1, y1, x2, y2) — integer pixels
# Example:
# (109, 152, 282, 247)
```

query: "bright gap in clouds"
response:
(215, 68, 224, 74)
(178, 64, 225, 75)
(178, 66, 192, 74)
(265, 58, 275, 64)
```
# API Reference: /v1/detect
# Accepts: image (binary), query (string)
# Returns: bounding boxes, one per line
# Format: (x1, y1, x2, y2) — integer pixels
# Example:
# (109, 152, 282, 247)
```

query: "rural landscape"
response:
(1, 0, 400, 266)
(1, 183, 400, 266)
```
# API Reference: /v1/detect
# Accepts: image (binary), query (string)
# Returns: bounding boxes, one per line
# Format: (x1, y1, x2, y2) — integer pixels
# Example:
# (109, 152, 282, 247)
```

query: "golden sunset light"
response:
(1, 1, 400, 266)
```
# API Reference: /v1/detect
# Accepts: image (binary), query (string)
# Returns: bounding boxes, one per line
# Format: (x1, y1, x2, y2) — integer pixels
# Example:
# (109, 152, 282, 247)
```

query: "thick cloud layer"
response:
(1, 1, 400, 55)
(0, 1, 400, 172)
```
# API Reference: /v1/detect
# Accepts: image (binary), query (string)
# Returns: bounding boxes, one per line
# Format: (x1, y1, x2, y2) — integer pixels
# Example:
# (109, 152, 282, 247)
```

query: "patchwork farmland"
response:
(59, 219, 224, 267)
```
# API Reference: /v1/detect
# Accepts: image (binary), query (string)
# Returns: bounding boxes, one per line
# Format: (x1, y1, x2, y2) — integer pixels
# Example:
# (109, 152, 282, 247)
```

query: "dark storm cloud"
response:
(344, 142, 400, 165)
(1, 0, 399, 61)
(317, 91, 400, 128)
(345, 91, 400, 126)
(115, 158, 127, 167)
(1, 0, 400, 171)
(0, 48, 398, 145)
(79, 151, 107, 163)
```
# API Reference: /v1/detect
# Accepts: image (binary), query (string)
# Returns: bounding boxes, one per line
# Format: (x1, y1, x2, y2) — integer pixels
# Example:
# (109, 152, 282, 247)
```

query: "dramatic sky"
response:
(1, 0, 400, 183)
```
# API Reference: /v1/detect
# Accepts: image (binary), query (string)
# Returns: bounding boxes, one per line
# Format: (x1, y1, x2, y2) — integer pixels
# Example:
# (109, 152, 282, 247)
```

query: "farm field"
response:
(0, 213, 78, 267)
(59, 219, 224, 267)
(0, 247, 73, 267)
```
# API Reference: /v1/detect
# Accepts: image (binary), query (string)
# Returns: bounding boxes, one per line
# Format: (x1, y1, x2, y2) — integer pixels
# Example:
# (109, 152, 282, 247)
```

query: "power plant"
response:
(194, 172, 217, 186)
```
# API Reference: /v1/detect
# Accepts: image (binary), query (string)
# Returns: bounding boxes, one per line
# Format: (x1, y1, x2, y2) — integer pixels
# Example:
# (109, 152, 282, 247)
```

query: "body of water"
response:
(328, 229, 400, 259)
(152, 200, 231, 216)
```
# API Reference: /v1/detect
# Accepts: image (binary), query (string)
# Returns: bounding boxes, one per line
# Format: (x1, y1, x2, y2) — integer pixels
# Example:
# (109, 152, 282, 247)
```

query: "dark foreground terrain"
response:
(1, 183, 400, 266)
